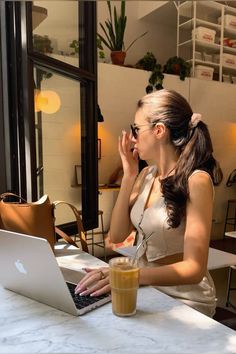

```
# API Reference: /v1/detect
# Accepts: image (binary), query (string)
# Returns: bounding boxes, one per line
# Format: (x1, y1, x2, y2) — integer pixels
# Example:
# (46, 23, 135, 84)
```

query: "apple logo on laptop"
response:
(14, 259, 27, 274)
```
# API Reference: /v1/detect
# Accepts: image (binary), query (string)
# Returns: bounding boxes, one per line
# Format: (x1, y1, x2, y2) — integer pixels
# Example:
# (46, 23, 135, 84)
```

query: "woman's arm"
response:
(109, 131, 146, 243)
(109, 175, 137, 243)
(75, 172, 213, 296)
(139, 172, 213, 286)
(109, 166, 148, 243)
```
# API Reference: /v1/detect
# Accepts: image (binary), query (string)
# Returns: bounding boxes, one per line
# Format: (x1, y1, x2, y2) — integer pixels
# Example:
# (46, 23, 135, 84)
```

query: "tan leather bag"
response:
(0, 193, 88, 253)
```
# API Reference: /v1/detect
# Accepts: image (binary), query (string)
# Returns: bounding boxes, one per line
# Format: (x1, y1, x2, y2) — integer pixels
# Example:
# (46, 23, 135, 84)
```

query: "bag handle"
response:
(54, 226, 79, 249)
(0, 193, 27, 203)
(53, 201, 88, 253)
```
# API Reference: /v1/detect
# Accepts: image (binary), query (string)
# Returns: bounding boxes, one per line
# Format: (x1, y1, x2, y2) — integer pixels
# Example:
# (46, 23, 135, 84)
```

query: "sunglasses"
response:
(130, 122, 157, 139)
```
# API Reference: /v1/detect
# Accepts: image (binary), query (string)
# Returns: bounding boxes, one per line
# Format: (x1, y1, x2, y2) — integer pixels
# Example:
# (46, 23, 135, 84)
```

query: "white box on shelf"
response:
(232, 76, 236, 84)
(215, 53, 236, 67)
(222, 74, 232, 83)
(195, 51, 202, 60)
(192, 27, 216, 43)
(218, 15, 236, 29)
(194, 65, 214, 80)
(212, 54, 220, 63)
(203, 52, 212, 62)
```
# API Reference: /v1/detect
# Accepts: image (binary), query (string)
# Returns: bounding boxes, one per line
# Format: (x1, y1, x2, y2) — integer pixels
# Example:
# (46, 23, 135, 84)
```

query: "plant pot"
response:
(172, 63, 180, 75)
(110, 51, 126, 65)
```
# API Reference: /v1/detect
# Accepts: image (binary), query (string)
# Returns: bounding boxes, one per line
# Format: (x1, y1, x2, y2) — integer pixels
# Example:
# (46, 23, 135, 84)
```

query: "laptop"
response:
(0, 229, 111, 316)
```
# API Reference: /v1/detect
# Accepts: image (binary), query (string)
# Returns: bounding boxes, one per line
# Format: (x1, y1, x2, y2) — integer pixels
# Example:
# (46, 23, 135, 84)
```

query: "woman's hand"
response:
(119, 131, 139, 179)
(74, 267, 110, 297)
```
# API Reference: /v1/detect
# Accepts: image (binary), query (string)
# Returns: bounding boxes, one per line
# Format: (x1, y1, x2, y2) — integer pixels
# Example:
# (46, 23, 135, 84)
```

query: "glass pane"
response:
(34, 66, 82, 225)
(32, 1, 79, 67)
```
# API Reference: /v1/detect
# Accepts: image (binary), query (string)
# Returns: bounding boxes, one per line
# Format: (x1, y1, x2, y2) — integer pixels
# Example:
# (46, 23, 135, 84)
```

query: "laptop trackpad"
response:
(60, 267, 86, 283)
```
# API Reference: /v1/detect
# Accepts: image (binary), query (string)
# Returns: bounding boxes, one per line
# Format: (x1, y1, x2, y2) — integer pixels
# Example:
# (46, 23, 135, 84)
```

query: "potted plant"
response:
(69, 39, 79, 56)
(97, 38, 106, 62)
(33, 34, 53, 54)
(163, 56, 191, 81)
(135, 52, 164, 93)
(135, 51, 157, 71)
(97, 0, 147, 65)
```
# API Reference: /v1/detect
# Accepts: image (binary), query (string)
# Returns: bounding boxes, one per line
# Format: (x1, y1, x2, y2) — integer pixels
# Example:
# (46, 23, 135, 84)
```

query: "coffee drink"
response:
(109, 257, 139, 317)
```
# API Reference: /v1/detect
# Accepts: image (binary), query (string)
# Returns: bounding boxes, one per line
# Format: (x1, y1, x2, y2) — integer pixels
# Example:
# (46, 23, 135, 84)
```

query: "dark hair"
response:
(137, 89, 223, 228)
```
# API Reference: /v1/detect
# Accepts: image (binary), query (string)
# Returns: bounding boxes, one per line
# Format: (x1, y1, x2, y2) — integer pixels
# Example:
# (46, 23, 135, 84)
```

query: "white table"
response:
(208, 247, 236, 270)
(0, 244, 236, 353)
(225, 231, 236, 239)
(115, 246, 236, 270)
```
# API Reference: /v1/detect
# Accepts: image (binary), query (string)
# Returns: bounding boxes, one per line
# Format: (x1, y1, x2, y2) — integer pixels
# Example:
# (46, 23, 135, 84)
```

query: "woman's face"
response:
(132, 110, 158, 161)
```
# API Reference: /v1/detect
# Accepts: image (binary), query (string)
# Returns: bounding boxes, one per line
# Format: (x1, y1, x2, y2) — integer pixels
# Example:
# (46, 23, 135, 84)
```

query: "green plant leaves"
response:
(136, 52, 164, 93)
(163, 56, 191, 80)
(136, 52, 157, 71)
(97, 1, 147, 53)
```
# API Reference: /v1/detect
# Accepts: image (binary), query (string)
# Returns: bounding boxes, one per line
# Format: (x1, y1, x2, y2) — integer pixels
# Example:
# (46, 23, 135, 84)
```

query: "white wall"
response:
(34, 1, 78, 55)
(137, 1, 168, 19)
(97, 1, 176, 66)
(98, 63, 236, 240)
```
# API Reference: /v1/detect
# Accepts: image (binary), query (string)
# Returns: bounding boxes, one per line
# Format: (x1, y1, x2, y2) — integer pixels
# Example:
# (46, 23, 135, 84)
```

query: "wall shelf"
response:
(177, 1, 236, 83)
(178, 39, 221, 52)
(179, 18, 221, 31)
(187, 59, 220, 70)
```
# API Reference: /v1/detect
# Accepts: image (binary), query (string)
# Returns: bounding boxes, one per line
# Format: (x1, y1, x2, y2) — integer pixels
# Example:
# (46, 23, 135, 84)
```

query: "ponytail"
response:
(162, 121, 223, 228)
(137, 89, 223, 228)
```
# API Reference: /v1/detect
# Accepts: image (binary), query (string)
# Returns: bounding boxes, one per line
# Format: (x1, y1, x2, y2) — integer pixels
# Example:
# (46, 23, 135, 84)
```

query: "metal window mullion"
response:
(4, 2, 25, 196)
(0, 2, 11, 192)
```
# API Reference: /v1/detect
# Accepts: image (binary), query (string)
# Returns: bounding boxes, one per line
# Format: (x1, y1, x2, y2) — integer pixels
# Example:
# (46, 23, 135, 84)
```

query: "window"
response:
(0, 1, 98, 230)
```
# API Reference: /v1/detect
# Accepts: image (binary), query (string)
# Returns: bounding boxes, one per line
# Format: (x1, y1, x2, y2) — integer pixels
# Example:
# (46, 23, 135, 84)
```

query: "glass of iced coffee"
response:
(109, 257, 140, 317)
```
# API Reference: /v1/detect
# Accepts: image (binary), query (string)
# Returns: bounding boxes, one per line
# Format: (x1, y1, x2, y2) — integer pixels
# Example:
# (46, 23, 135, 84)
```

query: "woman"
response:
(75, 89, 223, 317)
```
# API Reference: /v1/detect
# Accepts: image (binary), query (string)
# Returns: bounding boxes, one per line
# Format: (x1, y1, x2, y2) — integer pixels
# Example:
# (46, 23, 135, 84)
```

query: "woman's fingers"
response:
(118, 136, 123, 155)
(74, 268, 109, 294)
(121, 131, 127, 154)
(79, 278, 110, 296)
(75, 271, 100, 293)
(91, 284, 111, 297)
(119, 130, 133, 156)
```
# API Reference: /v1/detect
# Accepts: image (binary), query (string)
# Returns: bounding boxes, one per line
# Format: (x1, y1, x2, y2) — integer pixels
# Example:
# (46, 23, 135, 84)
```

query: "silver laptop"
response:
(0, 229, 111, 316)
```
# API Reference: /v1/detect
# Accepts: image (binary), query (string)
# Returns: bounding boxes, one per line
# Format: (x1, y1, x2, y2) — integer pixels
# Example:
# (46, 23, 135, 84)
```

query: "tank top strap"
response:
(189, 169, 215, 200)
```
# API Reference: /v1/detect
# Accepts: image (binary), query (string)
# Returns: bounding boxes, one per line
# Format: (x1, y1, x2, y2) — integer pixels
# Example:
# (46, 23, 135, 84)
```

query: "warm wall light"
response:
(34, 90, 61, 114)
(34, 89, 41, 113)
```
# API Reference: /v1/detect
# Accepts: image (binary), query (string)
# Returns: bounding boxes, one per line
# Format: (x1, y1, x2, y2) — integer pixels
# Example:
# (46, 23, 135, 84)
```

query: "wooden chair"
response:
(78, 210, 106, 260)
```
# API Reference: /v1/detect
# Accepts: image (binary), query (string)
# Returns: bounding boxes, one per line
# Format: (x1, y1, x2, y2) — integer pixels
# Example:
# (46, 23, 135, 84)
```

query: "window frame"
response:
(0, 1, 98, 230)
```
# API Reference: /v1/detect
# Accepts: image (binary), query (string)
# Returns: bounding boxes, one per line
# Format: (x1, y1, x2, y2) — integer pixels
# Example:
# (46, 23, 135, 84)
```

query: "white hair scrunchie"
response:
(189, 113, 202, 128)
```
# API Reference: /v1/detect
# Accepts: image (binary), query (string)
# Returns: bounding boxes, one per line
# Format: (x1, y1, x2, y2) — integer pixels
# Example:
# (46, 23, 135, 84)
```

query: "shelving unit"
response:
(177, 1, 236, 82)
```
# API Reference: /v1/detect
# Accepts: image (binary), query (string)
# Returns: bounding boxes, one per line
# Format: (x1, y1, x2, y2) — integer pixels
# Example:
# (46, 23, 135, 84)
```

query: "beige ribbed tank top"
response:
(130, 166, 214, 262)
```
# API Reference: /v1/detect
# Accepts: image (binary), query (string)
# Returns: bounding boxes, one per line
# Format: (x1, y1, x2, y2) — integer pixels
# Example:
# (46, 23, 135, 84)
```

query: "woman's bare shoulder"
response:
(188, 170, 212, 186)
(188, 170, 213, 199)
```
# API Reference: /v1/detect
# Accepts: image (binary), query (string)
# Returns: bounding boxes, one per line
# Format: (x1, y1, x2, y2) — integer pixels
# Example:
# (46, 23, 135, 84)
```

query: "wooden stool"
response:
(79, 210, 106, 260)
(223, 199, 236, 238)
(224, 199, 236, 309)
(226, 264, 236, 310)
(224, 231, 236, 310)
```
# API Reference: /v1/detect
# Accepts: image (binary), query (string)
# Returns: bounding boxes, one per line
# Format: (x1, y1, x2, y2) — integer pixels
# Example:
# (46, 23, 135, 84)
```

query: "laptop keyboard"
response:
(66, 282, 110, 310)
